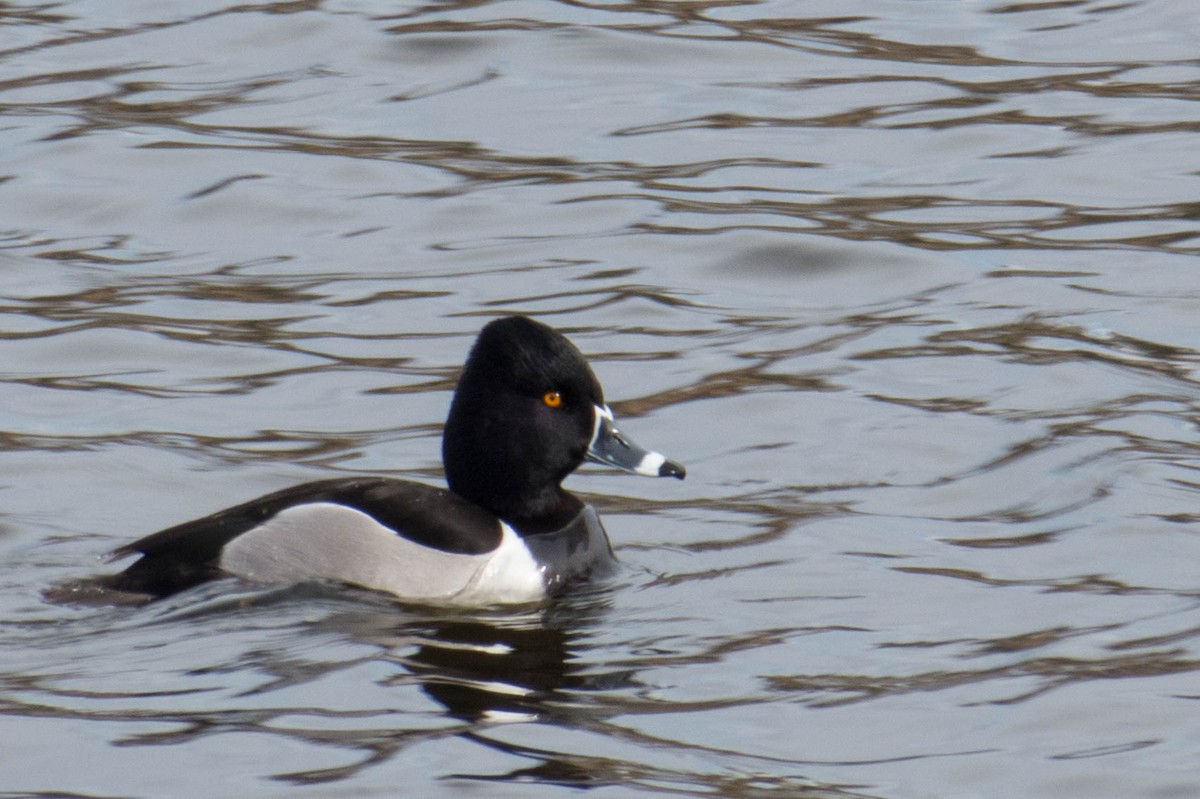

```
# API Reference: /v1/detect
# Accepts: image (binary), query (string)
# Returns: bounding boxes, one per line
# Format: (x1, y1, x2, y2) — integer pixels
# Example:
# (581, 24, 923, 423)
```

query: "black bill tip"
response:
(660, 460, 686, 480)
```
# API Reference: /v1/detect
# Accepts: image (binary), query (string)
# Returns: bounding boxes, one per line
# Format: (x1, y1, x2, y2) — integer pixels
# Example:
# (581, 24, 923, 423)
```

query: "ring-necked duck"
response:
(100, 316, 685, 605)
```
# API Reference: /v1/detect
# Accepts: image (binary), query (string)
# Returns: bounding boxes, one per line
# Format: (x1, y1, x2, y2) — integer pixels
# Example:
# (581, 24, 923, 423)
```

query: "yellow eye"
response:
(543, 391, 563, 408)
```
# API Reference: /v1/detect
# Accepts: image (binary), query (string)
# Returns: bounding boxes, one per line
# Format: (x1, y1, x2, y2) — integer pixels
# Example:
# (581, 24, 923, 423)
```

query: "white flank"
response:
(219, 503, 546, 606)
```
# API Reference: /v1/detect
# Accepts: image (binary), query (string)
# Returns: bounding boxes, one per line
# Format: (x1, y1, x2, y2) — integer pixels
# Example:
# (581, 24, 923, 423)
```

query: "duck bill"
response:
(587, 405, 686, 479)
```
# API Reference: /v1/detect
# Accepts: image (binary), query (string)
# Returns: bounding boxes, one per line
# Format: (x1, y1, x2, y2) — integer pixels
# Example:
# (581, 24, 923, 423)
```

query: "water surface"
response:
(3, 0, 1200, 796)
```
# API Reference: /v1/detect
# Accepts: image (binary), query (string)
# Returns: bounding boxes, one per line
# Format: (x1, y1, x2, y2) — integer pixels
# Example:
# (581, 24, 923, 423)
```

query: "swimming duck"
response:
(101, 316, 685, 604)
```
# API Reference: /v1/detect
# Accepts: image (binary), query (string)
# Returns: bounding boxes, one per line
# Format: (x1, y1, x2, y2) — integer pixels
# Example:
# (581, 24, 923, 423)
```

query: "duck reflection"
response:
(52, 578, 636, 788)
(302, 586, 639, 789)
(316, 585, 629, 726)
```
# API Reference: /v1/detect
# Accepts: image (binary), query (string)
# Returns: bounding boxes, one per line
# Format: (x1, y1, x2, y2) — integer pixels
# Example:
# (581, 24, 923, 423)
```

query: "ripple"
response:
(3, 0, 1200, 797)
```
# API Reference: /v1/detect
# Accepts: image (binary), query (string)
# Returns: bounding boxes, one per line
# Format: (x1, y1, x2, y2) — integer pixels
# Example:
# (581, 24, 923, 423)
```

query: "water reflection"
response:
(21, 583, 612, 785)
(5, 0, 1200, 796)
(217, 587, 633, 787)
(327, 591, 616, 719)
(767, 642, 1200, 708)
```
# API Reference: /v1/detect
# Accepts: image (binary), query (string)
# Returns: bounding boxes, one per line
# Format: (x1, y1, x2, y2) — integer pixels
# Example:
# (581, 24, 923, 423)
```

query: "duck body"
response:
(101, 316, 683, 605)
(108, 477, 616, 604)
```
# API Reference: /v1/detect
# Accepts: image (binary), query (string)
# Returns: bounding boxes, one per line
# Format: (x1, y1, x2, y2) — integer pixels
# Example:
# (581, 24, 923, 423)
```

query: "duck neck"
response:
(507, 488, 586, 535)
(443, 420, 585, 537)
(446, 462, 584, 536)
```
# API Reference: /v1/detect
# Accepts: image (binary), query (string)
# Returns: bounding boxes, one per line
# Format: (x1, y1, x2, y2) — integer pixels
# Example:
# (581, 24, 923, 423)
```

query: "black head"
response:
(442, 316, 605, 532)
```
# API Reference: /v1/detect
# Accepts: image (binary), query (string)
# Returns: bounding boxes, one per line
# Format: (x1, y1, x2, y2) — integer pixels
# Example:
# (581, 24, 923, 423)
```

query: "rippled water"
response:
(3, 0, 1200, 796)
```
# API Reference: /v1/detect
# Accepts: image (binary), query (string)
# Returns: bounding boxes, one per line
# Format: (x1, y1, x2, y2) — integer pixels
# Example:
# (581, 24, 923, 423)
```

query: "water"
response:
(3, 0, 1200, 796)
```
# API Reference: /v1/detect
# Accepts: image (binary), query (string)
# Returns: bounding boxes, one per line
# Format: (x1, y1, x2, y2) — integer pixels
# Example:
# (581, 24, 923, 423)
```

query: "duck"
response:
(100, 315, 685, 605)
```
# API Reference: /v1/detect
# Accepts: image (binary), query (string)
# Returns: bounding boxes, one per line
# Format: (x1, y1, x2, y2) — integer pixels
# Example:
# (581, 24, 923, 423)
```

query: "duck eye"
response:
(543, 391, 563, 408)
